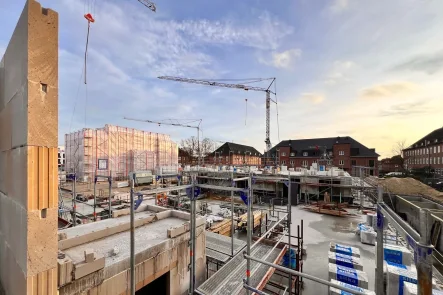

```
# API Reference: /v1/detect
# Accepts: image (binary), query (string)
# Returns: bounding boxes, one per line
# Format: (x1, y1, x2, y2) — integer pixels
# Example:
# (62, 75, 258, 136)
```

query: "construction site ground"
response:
(284, 206, 376, 294)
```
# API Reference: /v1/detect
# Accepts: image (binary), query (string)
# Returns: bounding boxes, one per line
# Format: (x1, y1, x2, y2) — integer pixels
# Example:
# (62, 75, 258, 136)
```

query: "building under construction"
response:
(65, 124, 179, 181)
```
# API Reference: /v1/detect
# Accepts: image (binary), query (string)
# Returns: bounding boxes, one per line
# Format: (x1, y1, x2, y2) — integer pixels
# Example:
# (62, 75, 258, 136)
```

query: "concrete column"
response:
(0, 1, 58, 294)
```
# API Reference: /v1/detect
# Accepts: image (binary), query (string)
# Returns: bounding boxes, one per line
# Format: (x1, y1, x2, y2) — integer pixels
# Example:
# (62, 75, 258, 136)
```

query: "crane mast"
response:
(158, 76, 275, 152)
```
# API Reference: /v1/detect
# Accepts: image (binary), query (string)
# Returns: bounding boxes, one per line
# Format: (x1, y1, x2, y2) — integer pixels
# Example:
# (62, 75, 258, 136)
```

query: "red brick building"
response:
(403, 126, 443, 175)
(264, 136, 379, 175)
(379, 155, 403, 174)
(208, 142, 262, 166)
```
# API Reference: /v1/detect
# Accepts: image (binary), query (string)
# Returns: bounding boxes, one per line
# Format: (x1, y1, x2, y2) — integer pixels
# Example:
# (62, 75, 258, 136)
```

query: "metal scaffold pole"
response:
(189, 174, 196, 295)
(93, 175, 97, 221)
(231, 170, 235, 257)
(72, 169, 77, 227)
(130, 174, 135, 295)
(417, 209, 433, 295)
(108, 171, 112, 218)
(246, 172, 252, 295)
(376, 186, 384, 295)
(288, 171, 292, 295)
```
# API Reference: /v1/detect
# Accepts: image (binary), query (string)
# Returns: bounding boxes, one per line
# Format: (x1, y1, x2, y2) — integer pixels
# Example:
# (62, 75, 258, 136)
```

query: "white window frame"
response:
(339, 151, 344, 156)
(439, 146, 441, 153)
(303, 152, 308, 157)
(282, 160, 286, 165)
(339, 160, 344, 165)
(290, 160, 294, 165)
(281, 152, 286, 156)
(302, 160, 308, 167)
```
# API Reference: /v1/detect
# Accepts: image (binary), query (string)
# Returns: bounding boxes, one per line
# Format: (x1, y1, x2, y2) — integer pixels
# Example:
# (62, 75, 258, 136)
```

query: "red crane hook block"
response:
(84, 13, 95, 23)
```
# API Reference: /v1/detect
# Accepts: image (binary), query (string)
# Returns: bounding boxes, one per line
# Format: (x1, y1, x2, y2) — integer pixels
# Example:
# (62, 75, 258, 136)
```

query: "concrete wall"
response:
(0, 1, 58, 294)
(60, 227, 206, 295)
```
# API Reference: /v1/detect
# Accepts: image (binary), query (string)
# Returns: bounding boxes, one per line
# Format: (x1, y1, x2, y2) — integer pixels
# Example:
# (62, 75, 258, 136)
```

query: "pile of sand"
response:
(369, 177, 443, 200)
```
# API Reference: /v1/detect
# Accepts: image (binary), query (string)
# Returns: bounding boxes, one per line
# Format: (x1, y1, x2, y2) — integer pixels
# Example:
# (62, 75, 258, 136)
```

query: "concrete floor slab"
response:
(286, 206, 376, 295)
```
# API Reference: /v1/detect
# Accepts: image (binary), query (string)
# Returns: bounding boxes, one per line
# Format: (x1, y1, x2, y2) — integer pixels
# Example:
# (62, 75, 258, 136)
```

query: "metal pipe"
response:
(379, 203, 420, 242)
(376, 186, 384, 295)
(243, 254, 366, 295)
(72, 170, 77, 227)
(108, 171, 112, 218)
(233, 177, 250, 182)
(231, 170, 235, 257)
(288, 171, 292, 295)
(189, 175, 196, 295)
(252, 214, 288, 249)
(242, 279, 271, 295)
(93, 175, 97, 221)
(129, 174, 135, 295)
(246, 173, 252, 295)
(417, 209, 433, 295)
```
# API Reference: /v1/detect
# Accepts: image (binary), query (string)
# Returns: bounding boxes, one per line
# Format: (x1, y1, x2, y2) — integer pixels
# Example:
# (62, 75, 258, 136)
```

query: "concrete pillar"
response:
(0, 1, 58, 294)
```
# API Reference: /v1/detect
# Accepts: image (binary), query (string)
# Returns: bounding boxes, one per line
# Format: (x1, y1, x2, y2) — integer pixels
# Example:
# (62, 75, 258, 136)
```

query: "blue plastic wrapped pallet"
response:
(403, 282, 443, 295)
(328, 263, 368, 289)
(328, 251, 363, 271)
(283, 248, 297, 269)
(375, 243, 413, 266)
(329, 279, 375, 295)
(330, 242, 361, 258)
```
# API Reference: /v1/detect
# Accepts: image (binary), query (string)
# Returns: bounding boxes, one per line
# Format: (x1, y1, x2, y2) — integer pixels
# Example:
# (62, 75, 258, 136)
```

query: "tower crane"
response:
(158, 76, 277, 152)
(137, 0, 156, 11)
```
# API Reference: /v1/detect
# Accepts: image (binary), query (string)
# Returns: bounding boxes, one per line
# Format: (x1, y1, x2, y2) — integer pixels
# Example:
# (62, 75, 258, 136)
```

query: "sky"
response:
(1, 0, 443, 158)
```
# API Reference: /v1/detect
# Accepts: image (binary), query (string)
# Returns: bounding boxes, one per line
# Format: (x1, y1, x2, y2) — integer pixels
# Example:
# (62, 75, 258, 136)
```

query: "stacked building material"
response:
(386, 263, 417, 295)
(329, 279, 375, 295)
(209, 219, 232, 236)
(375, 244, 413, 266)
(330, 242, 361, 257)
(328, 243, 374, 294)
(403, 282, 443, 295)
(328, 263, 369, 289)
(237, 210, 263, 230)
(328, 252, 363, 271)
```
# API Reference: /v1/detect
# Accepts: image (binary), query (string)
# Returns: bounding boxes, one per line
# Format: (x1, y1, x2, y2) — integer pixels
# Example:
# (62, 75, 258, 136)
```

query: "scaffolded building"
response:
(65, 124, 178, 181)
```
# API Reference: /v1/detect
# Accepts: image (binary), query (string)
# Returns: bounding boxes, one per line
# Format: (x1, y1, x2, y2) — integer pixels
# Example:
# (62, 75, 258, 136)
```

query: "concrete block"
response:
(0, 107, 12, 152)
(329, 279, 375, 295)
(10, 88, 28, 148)
(328, 263, 368, 289)
(330, 242, 361, 257)
(10, 146, 27, 208)
(74, 255, 105, 280)
(360, 230, 376, 245)
(57, 256, 73, 286)
(27, 207, 58, 276)
(172, 210, 190, 220)
(403, 281, 443, 295)
(328, 251, 363, 271)
(375, 243, 413, 266)
(112, 208, 130, 218)
(155, 210, 172, 220)
(167, 223, 190, 238)
(386, 263, 417, 295)
(2, 1, 28, 106)
(58, 232, 67, 241)
(84, 249, 95, 263)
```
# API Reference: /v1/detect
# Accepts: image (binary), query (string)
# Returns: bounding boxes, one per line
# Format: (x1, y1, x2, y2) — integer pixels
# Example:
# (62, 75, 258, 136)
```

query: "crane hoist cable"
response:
(83, 13, 95, 84)
(245, 98, 248, 126)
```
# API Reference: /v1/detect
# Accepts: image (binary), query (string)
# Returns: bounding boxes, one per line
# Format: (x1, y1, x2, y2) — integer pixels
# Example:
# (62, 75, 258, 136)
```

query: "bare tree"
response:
(180, 137, 217, 165)
(391, 140, 407, 170)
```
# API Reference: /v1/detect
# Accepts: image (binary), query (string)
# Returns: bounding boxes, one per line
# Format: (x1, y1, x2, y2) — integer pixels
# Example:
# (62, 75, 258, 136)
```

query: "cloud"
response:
(390, 51, 443, 75)
(330, 0, 349, 13)
(360, 82, 418, 99)
(378, 100, 431, 117)
(259, 48, 302, 69)
(324, 60, 354, 85)
(300, 93, 325, 104)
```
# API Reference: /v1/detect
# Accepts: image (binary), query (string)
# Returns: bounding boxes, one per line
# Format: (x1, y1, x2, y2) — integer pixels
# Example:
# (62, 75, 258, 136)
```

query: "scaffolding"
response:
(65, 124, 178, 181)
